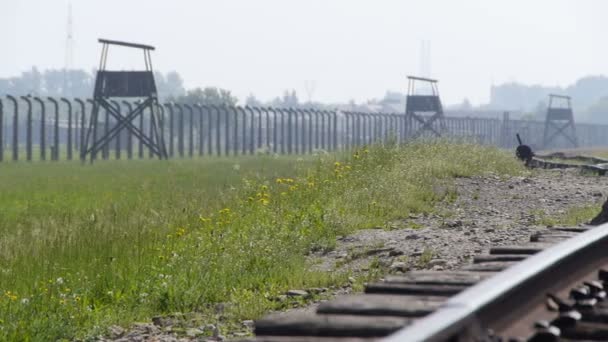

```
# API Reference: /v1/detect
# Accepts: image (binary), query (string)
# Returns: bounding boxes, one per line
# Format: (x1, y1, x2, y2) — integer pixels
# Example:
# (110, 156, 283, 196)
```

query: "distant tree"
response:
(270, 89, 299, 107)
(174, 87, 238, 106)
(380, 91, 405, 104)
(460, 98, 472, 110)
(245, 93, 263, 106)
(156, 71, 185, 99)
(585, 96, 608, 124)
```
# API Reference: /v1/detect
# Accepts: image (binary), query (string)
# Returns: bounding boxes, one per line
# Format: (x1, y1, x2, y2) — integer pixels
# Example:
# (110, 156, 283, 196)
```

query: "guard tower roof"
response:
(548, 94, 571, 100)
(407, 75, 438, 83)
(98, 38, 155, 51)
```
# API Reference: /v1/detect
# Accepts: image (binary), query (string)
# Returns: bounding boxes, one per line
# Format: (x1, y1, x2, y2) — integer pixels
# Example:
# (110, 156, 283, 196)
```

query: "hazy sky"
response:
(2, 0, 607, 105)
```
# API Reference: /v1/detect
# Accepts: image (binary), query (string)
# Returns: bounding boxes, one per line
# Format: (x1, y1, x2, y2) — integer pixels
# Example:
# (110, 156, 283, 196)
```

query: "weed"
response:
(417, 248, 435, 268)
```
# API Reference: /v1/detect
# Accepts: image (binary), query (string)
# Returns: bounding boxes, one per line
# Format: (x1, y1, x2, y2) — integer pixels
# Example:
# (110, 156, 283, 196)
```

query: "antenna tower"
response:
(63, 1, 74, 95)
(304, 80, 316, 103)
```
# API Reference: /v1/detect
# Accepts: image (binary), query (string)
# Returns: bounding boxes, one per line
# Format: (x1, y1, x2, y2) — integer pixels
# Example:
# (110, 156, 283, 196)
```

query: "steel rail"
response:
(385, 223, 608, 342)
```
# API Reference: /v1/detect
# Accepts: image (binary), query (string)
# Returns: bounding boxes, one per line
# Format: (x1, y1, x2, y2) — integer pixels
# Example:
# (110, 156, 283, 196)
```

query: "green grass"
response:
(532, 205, 600, 227)
(0, 141, 523, 340)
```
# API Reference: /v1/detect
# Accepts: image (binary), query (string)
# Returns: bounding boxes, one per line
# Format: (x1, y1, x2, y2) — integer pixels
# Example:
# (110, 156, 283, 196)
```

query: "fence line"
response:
(0, 95, 607, 162)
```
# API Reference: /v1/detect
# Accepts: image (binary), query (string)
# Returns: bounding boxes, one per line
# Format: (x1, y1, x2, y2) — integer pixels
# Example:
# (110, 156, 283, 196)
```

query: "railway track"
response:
(246, 222, 608, 341)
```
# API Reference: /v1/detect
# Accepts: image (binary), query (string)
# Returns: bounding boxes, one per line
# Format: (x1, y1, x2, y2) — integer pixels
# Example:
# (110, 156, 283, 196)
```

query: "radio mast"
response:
(63, 1, 74, 95)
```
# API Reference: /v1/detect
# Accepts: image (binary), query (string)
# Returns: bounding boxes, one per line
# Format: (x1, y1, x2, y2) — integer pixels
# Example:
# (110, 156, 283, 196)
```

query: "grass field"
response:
(0, 141, 523, 340)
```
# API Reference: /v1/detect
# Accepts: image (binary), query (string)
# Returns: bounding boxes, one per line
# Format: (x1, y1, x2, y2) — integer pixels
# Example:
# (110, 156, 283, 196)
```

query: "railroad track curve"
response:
(248, 222, 608, 342)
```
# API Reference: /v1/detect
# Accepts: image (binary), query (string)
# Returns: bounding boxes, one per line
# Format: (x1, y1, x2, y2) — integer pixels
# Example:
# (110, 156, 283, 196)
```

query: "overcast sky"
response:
(2, 0, 607, 105)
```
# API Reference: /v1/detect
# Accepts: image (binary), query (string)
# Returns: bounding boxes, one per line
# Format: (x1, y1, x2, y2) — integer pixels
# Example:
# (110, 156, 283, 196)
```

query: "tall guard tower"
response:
(82, 39, 167, 162)
(405, 76, 445, 138)
(542, 94, 578, 148)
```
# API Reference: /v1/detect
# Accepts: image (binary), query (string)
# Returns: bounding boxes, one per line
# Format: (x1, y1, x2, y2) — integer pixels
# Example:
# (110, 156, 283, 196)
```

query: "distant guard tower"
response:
(82, 39, 167, 162)
(542, 94, 578, 148)
(405, 76, 446, 138)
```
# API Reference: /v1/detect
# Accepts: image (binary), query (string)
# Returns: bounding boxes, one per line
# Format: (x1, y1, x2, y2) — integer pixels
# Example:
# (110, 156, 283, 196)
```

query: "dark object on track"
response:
(515, 133, 534, 162)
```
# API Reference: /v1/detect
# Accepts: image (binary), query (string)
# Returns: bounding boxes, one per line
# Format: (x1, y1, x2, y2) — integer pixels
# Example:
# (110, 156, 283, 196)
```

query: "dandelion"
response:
(261, 185, 268, 191)
(4, 291, 17, 301)
(259, 198, 270, 205)
(276, 178, 284, 184)
(175, 228, 186, 237)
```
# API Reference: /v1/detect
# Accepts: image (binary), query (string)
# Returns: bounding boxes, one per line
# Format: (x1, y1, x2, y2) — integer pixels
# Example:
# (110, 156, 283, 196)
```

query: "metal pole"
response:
(209, 105, 221, 156)
(32, 97, 47, 161)
(47, 97, 60, 160)
(232, 106, 240, 156)
(60, 98, 72, 160)
(85, 99, 99, 161)
(202, 105, 213, 156)
(156, 103, 167, 158)
(122, 101, 134, 159)
(109, 100, 121, 159)
(254, 107, 263, 150)
(21, 96, 33, 161)
(164, 103, 174, 158)
(287, 108, 294, 154)
(331, 110, 338, 151)
(268, 107, 277, 154)
(277, 108, 286, 154)
(194, 104, 204, 156)
(220, 105, 228, 156)
(6, 96, 18, 161)
(184, 104, 194, 158)
(246, 106, 256, 155)
(264, 107, 270, 150)
(74, 98, 85, 157)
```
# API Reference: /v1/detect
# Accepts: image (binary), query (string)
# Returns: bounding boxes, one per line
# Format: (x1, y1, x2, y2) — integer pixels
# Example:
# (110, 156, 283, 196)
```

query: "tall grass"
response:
(0, 141, 522, 340)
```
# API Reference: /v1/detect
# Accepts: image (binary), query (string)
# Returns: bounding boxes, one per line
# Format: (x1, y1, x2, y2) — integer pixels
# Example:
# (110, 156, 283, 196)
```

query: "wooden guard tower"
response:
(405, 76, 446, 138)
(542, 94, 578, 148)
(82, 38, 167, 162)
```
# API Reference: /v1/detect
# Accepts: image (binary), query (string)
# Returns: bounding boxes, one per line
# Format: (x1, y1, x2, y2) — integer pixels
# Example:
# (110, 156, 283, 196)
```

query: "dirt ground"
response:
(106, 167, 608, 341)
